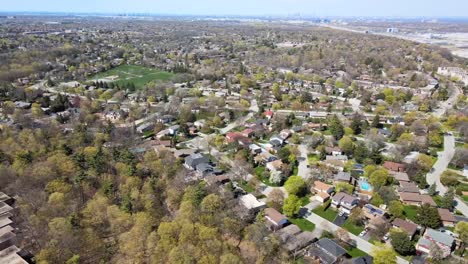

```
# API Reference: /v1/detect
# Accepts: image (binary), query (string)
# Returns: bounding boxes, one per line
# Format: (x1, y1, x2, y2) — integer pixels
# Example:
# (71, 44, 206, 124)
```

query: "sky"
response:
(1, 0, 468, 17)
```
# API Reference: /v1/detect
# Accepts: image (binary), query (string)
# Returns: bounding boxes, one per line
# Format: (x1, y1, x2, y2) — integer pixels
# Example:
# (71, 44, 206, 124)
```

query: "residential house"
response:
(168, 125, 180, 135)
(241, 128, 254, 138)
(384, 161, 406, 172)
(254, 151, 277, 164)
(326, 155, 348, 162)
(325, 147, 343, 156)
(264, 208, 288, 230)
(334, 172, 352, 184)
(264, 110, 274, 119)
(313, 181, 335, 194)
(386, 117, 405, 126)
(306, 238, 347, 264)
(279, 129, 292, 140)
(249, 144, 262, 155)
(0, 225, 15, 251)
(284, 231, 316, 253)
(391, 172, 410, 183)
(392, 218, 418, 240)
(173, 149, 197, 158)
(437, 208, 457, 227)
(184, 153, 210, 170)
(240, 194, 266, 212)
(136, 122, 154, 134)
(397, 182, 420, 193)
(363, 204, 387, 220)
(278, 224, 301, 242)
(331, 192, 359, 214)
(269, 135, 284, 148)
(316, 192, 331, 203)
(0, 245, 28, 264)
(399, 192, 436, 206)
(416, 228, 455, 258)
(266, 159, 283, 174)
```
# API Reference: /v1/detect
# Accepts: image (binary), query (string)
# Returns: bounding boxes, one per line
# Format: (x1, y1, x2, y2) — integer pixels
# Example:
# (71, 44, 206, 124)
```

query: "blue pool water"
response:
(359, 181, 371, 191)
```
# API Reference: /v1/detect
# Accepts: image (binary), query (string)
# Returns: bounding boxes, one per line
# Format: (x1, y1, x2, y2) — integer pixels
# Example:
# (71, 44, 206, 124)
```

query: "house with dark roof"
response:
(391, 218, 418, 240)
(306, 238, 347, 264)
(363, 204, 387, 220)
(184, 153, 210, 170)
(344, 256, 373, 264)
(333, 172, 352, 184)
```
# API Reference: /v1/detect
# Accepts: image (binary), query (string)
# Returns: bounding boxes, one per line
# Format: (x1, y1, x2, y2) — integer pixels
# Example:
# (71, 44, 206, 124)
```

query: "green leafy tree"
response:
(372, 242, 397, 264)
(328, 115, 344, 140)
(338, 136, 355, 156)
(369, 169, 389, 189)
(455, 221, 468, 245)
(335, 182, 354, 194)
(388, 201, 404, 218)
(415, 204, 441, 229)
(284, 176, 307, 196)
(390, 229, 415, 256)
(282, 194, 302, 217)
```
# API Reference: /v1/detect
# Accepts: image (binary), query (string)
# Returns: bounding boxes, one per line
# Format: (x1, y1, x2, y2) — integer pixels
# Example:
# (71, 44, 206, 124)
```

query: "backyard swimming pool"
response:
(359, 180, 372, 191)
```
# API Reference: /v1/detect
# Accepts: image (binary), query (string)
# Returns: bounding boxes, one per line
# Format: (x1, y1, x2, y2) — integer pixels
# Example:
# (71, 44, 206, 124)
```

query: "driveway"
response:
(333, 215, 346, 226)
(304, 212, 409, 264)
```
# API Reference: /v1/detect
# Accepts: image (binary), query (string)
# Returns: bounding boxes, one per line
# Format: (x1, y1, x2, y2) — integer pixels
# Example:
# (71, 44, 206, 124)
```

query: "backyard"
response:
(403, 205, 418, 222)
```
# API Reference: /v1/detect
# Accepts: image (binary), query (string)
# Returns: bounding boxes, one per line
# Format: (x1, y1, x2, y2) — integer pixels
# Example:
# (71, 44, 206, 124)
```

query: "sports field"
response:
(90, 65, 174, 89)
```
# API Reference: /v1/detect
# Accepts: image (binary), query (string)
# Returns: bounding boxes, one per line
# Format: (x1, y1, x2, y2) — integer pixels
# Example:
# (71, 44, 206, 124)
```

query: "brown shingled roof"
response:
(392, 218, 418, 236)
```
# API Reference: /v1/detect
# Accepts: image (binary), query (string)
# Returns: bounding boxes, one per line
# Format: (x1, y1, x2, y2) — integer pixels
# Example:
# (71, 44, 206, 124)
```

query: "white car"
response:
(383, 233, 390, 241)
(359, 230, 367, 237)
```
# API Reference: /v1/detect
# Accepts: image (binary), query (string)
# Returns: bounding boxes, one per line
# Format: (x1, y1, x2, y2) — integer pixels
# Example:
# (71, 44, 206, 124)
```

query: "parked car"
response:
(359, 230, 367, 237)
(383, 233, 390, 241)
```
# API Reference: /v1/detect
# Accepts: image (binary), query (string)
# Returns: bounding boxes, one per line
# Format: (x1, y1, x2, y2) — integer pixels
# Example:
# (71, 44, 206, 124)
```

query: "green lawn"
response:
(463, 195, 468, 202)
(90, 65, 174, 89)
(347, 247, 368, 258)
(299, 195, 312, 206)
(289, 218, 315, 232)
(403, 205, 419, 222)
(312, 206, 338, 222)
(342, 220, 365, 236)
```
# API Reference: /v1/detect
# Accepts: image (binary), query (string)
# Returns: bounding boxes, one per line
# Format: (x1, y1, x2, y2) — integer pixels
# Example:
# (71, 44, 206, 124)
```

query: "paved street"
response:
(304, 212, 409, 264)
(297, 143, 312, 180)
(426, 134, 468, 216)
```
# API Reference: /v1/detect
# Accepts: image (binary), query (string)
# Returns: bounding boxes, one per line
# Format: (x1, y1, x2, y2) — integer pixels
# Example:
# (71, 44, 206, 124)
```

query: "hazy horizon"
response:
(2, 0, 468, 18)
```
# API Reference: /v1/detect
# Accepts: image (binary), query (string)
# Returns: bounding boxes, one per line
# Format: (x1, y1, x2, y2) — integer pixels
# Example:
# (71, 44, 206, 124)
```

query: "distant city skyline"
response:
(2, 0, 468, 18)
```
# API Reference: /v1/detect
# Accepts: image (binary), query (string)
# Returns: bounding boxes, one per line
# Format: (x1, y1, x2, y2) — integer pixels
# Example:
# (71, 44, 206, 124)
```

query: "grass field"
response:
(90, 65, 174, 89)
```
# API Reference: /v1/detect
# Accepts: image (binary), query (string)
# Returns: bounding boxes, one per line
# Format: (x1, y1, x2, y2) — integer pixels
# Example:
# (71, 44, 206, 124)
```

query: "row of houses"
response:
(0, 192, 31, 264)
